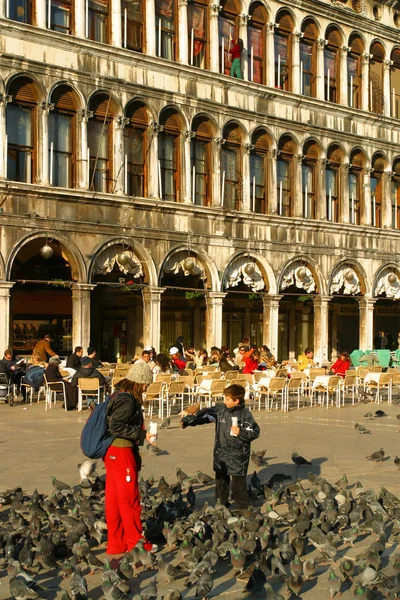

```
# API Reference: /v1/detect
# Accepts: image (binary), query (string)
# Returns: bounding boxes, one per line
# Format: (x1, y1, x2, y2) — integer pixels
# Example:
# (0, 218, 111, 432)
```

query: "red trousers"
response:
(104, 446, 143, 554)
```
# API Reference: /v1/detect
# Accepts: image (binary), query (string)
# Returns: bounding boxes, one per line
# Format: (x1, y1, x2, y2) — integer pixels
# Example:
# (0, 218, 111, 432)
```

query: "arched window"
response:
(191, 116, 213, 206)
(88, 0, 110, 43)
(390, 48, 400, 118)
(248, 2, 267, 84)
(219, 0, 239, 75)
(392, 159, 400, 229)
(348, 34, 364, 109)
(300, 19, 318, 97)
(325, 27, 342, 103)
(156, 0, 177, 60)
(302, 140, 319, 219)
(49, 86, 78, 188)
(6, 77, 38, 183)
(9, 0, 33, 23)
(250, 129, 269, 213)
(188, 0, 208, 68)
(121, 0, 143, 51)
(124, 102, 148, 197)
(50, 1, 73, 33)
(348, 148, 365, 224)
(370, 41, 385, 113)
(277, 135, 295, 217)
(158, 109, 182, 202)
(87, 94, 115, 193)
(370, 153, 385, 227)
(221, 123, 242, 210)
(326, 145, 343, 221)
(275, 11, 294, 91)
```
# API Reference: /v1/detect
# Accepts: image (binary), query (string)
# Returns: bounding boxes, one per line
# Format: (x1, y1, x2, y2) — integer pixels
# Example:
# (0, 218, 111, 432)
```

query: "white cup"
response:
(230, 416, 238, 436)
(149, 421, 157, 444)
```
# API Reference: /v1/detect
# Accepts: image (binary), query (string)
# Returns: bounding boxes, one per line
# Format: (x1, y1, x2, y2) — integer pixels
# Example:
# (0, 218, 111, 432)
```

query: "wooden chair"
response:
(253, 371, 268, 383)
(111, 375, 125, 392)
(368, 373, 392, 404)
(44, 374, 67, 411)
(224, 370, 240, 380)
(21, 377, 45, 405)
(197, 380, 226, 407)
(309, 368, 326, 381)
(370, 366, 383, 373)
(166, 381, 188, 414)
(392, 372, 400, 398)
(264, 378, 286, 411)
(97, 368, 111, 377)
(340, 373, 357, 407)
(275, 368, 288, 378)
(142, 382, 165, 418)
(285, 377, 304, 411)
(155, 373, 173, 384)
(312, 376, 341, 409)
(177, 375, 195, 402)
(77, 377, 104, 412)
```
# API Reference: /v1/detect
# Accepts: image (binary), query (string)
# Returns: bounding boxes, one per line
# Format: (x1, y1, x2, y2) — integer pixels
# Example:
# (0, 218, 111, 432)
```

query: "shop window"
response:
(221, 123, 242, 210)
(348, 148, 365, 224)
(277, 135, 295, 216)
(247, 3, 267, 84)
(218, 0, 239, 75)
(348, 34, 363, 109)
(275, 11, 294, 91)
(250, 129, 269, 213)
(49, 86, 77, 188)
(370, 154, 385, 227)
(392, 159, 400, 229)
(191, 116, 212, 205)
(326, 145, 343, 221)
(121, 0, 143, 51)
(302, 140, 319, 219)
(124, 102, 148, 197)
(158, 109, 181, 201)
(188, 0, 207, 68)
(88, 94, 115, 193)
(391, 48, 400, 118)
(6, 78, 37, 184)
(156, 0, 177, 60)
(324, 27, 341, 103)
(88, 0, 109, 43)
(370, 41, 384, 114)
(300, 19, 317, 97)
(8, 0, 33, 23)
(49, 0, 72, 33)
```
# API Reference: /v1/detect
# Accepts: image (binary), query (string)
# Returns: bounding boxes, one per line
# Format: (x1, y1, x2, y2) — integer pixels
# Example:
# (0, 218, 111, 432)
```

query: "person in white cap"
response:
(169, 346, 186, 371)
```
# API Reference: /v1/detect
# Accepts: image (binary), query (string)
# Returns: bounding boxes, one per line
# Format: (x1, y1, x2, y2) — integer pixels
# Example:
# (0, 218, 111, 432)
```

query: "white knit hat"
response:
(125, 362, 153, 384)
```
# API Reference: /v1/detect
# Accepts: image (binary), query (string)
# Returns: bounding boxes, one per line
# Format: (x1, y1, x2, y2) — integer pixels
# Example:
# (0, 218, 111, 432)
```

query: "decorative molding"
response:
(213, 137, 226, 148)
(294, 31, 304, 39)
(384, 59, 394, 69)
(280, 262, 316, 293)
(225, 258, 266, 293)
(375, 268, 400, 299)
(164, 255, 207, 281)
(93, 246, 143, 277)
(80, 109, 94, 122)
(330, 265, 360, 295)
(0, 94, 12, 107)
(40, 102, 55, 114)
(210, 3, 222, 14)
(184, 130, 196, 139)
(240, 13, 251, 21)
(318, 38, 328, 47)
(341, 45, 350, 53)
(116, 116, 129, 129)
(243, 143, 255, 153)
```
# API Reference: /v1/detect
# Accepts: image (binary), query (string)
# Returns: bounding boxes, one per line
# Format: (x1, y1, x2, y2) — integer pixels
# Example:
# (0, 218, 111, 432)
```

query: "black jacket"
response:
(0, 358, 13, 377)
(71, 367, 106, 387)
(107, 392, 144, 442)
(66, 353, 81, 370)
(182, 403, 260, 476)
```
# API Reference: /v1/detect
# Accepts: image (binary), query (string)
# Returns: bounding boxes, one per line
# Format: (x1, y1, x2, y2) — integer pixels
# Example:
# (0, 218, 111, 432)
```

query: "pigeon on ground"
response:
(51, 476, 71, 492)
(195, 572, 213, 598)
(395, 456, 400, 469)
(292, 452, 312, 466)
(141, 577, 157, 600)
(160, 417, 170, 430)
(251, 449, 267, 467)
(354, 423, 370, 434)
(102, 575, 130, 600)
(327, 567, 342, 598)
(303, 559, 317, 580)
(243, 564, 266, 594)
(366, 448, 385, 462)
(196, 471, 213, 485)
(374, 410, 387, 417)
(69, 566, 88, 599)
(77, 460, 97, 483)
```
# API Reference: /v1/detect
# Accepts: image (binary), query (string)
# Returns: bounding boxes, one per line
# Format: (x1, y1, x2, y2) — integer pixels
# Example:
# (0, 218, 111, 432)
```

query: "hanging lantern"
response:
(297, 267, 307, 281)
(40, 244, 53, 259)
(244, 262, 256, 276)
(388, 272, 398, 284)
(344, 269, 354, 282)
(183, 257, 196, 272)
(118, 252, 130, 266)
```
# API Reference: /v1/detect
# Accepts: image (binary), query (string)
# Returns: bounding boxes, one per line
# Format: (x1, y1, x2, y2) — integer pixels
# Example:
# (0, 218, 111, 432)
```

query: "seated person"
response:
(260, 345, 276, 368)
(71, 357, 106, 388)
(45, 356, 78, 410)
(329, 351, 351, 377)
(243, 349, 264, 374)
(234, 345, 248, 368)
(0, 349, 25, 390)
(169, 347, 187, 371)
(153, 353, 174, 374)
(195, 349, 208, 367)
(133, 350, 151, 365)
(85, 347, 103, 369)
(208, 347, 222, 366)
(219, 351, 239, 373)
(297, 347, 315, 371)
(66, 346, 83, 370)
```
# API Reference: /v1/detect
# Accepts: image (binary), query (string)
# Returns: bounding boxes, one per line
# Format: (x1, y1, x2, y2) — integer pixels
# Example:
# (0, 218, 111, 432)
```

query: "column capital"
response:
(262, 294, 283, 306)
(357, 296, 376, 306)
(341, 45, 350, 54)
(205, 291, 227, 301)
(240, 12, 251, 21)
(213, 137, 226, 148)
(210, 3, 222, 14)
(142, 286, 165, 298)
(243, 142, 255, 153)
(0, 281, 15, 290)
(0, 94, 12, 107)
(115, 116, 130, 129)
(384, 59, 394, 70)
(268, 148, 277, 159)
(294, 31, 304, 39)
(150, 121, 164, 134)
(362, 52, 373, 64)
(313, 294, 332, 305)
(39, 102, 55, 115)
(267, 22, 278, 32)
(79, 109, 94, 123)
(71, 282, 97, 292)
(184, 130, 196, 140)
(317, 38, 328, 48)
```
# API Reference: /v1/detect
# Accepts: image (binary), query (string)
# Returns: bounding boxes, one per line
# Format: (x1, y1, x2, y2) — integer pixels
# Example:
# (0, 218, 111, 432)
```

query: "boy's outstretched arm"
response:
(181, 406, 217, 429)
(237, 413, 260, 442)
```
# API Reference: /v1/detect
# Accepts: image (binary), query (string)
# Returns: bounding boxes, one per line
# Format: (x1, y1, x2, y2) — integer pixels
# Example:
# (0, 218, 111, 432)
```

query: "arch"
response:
(5, 72, 46, 102)
(278, 133, 298, 153)
(87, 89, 122, 117)
(191, 113, 216, 137)
(50, 84, 80, 112)
(222, 119, 247, 139)
(277, 255, 326, 295)
(328, 258, 370, 296)
(371, 150, 388, 169)
(48, 81, 85, 111)
(348, 31, 366, 53)
(158, 245, 220, 291)
(125, 100, 150, 125)
(249, 124, 276, 149)
(327, 142, 345, 162)
(0, 251, 6, 280)
(251, 127, 271, 150)
(370, 39, 386, 59)
(159, 104, 189, 131)
(88, 238, 157, 287)
(248, 0, 269, 22)
(191, 112, 219, 135)
(301, 16, 320, 37)
(373, 262, 400, 298)
(6, 232, 87, 283)
(125, 97, 157, 123)
(350, 146, 367, 166)
(222, 251, 277, 294)
(303, 137, 322, 157)
(324, 23, 345, 45)
(274, 7, 297, 29)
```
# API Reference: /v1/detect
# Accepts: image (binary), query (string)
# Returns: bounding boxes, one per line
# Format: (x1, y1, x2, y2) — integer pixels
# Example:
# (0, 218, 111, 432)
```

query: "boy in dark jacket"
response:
(181, 384, 260, 508)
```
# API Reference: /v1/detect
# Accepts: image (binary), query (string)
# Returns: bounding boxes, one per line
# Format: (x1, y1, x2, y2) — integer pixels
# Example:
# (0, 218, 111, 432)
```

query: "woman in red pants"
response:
(104, 361, 156, 555)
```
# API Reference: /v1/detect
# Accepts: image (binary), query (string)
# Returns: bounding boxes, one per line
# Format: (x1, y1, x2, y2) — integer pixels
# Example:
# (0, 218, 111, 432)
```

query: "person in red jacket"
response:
(329, 351, 351, 377)
(229, 38, 243, 79)
(243, 349, 261, 374)
(169, 347, 187, 371)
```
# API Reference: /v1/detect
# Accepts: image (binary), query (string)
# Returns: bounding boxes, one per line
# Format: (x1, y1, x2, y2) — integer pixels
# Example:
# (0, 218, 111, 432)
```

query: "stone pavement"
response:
(0, 397, 399, 599)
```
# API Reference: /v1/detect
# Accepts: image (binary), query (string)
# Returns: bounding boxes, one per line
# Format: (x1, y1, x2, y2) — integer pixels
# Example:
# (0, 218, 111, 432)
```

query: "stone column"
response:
(316, 38, 327, 101)
(266, 23, 276, 88)
(0, 94, 11, 179)
(178, 0, 189, 64)
(0, 282, 14, 352)
(361, 53, 372, 112)
(239, 14, 250, 81)
(292, 31, 303, 95)
(383, 60, 393, 117)
(340, 162, 350, 223)
(71, 283, 96, 352)
(267, 149, 277, 214)
(262, 295, 282, 358)
(242, 142, 253, 212)
(331, 304, 338, 360)
(209, 3, 221, 73)
(205, 292, 226, 350)
(114, 116, 129, 195)
(293, 153, 303, 217)
(39, 102, 54, 185)
(339, 46, 349, 106)
(142, 287, 165, 350)
(213, 137, 224, 207)
(148, 122, 163, 198)
(382, 170, 393, 228)
(316, 157, 327, 220)
(111, 0, 122, 47)
(313, 295, 331, 364)
(75, 0, 86, 38)
(358, 297, 375, 350)
(362, 167, 372, 225)
(183, 130, 195, 203)
(145, 0, 156, 56)
(77, 109, 93, 190)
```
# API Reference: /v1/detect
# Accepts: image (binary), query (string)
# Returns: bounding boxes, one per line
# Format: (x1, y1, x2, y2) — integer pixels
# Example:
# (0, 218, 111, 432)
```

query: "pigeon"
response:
(160, 417, 170, 430)
(102, 576, 131, 600)
(69, 566, 88, 599)
(366, 448, 385, 462)
(291, 452, 312, 466)
(395, 456, 400, 469)
(195, 572, 213, 598)
(354, 423, 370, 434)
(340, 559, 355, 581)
(353, 581, 372, 598)
(243, 564, 266, 594)
(77, 460, 97, 483)
(251, 449, 267, 467)
(141, 577, 157, 600)
(196, 471, 213, 485)
(327, 567, 342, 598)
(163, 593, 182, 600)
(374, 410, 387, 417)
(303, 559, 317, 580)
(286, 572, 303, 598)
(265, 583, 284, 599)
(51, 476, 71, 492)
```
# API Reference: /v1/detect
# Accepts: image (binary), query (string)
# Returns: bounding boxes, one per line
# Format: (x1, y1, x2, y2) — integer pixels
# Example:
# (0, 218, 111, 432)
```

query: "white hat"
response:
(169, 346, 179, 354)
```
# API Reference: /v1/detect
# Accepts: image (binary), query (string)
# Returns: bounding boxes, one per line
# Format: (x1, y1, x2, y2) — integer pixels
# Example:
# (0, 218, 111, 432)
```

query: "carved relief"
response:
(225, 258, 266, 293)
(330, 266, 360, 295)
(375, 269, 400, 299)
(93, 246, 143, 277)
(281, 262, 316, 293)
(163, 254, 207, 280)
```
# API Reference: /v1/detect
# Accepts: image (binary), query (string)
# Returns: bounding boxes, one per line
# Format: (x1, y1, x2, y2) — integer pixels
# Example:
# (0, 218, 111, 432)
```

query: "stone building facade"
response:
(0, 0, 399, 362)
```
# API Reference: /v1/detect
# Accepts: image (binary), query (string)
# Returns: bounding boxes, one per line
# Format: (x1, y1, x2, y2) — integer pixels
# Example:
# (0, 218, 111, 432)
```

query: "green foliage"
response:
(248, 293, 262, 300)
(185, 291, 205, 300)
(49, 279, 72, 289)
(297, 295, 312, 303)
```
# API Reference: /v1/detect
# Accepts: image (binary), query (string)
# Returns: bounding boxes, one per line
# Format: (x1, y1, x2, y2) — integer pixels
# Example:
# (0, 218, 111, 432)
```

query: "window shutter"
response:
(224, 124, 241, 144)
(222, 0, 239, 15)
(52, 86, 77, 112)
(279, 135, 295, 155)
(90, 95, 114, 119)
(350, 35, 363, 55)
(393, 159, 400, 176)
(277, 12, 293, 33)
(252, 129, 269, 151)
(328, 146, 343, 164)
(9, 77, 37, 104)
(129, 104, 148, 126)
(392, 48, 400, 68)
(195, 118, 212, 139)
(373, 155, 386, 172)
(304, 140, 319, 159)
(302, 19, 317, 40)
(371, 42, 385, 61)
(350, 150, 365, 168)
(162, 110, 181, 133)
(326, 28, 341, 47)
(251, 3, 267, 24)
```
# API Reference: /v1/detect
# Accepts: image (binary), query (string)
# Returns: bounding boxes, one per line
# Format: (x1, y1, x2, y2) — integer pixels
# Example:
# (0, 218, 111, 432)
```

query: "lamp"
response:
(183, 257, 196, 272)
(297, 267, 307, 281)
(40, 237, 53, 259)
(344, 269, 354, 282)
(244, 262, 256, 276)
(118, 252, 130, 266)
(388, 272, 397, 284)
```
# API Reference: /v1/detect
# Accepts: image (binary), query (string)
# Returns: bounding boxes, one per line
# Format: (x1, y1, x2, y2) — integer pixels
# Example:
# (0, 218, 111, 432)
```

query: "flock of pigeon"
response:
(2, 409, 400, 600)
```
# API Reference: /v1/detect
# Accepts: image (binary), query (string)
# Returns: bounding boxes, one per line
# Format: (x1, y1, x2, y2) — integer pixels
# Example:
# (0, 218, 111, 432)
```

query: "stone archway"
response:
(373, 265, 400, 350)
